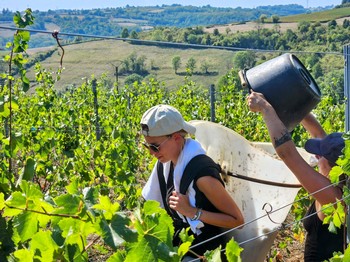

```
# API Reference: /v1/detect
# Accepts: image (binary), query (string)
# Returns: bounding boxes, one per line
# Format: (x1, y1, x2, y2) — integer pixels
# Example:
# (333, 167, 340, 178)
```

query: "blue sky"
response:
(0, 0, 341, 11)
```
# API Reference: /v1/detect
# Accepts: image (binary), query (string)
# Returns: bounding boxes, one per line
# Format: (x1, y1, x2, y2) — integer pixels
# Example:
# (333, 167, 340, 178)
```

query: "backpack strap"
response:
(180, 154, 222, 195)
(156, 161, 167, 208)
(156, 161, 179, 218)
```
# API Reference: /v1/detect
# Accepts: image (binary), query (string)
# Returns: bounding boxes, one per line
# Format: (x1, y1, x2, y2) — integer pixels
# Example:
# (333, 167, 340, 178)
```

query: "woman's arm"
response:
(195, 176, 244, 228)
(168, 176, 244, 228)
(247, 91, 342, 206)
(301, 113, 327, 139)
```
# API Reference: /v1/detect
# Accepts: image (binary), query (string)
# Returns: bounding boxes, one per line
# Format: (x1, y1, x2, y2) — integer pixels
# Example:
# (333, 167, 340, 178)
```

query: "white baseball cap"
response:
(140, 104, 196, 136)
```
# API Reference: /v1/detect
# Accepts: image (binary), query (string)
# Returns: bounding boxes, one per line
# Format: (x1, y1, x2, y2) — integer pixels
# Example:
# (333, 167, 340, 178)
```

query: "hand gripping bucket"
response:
(239, 53, 321, 131)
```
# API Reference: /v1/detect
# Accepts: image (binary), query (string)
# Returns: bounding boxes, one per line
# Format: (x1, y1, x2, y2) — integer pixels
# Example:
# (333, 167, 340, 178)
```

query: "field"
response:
(205, 14, 350, 34)
(13, 5, 348, 92)
(281, 7, 350, 23)
(26, 39, 235, 91)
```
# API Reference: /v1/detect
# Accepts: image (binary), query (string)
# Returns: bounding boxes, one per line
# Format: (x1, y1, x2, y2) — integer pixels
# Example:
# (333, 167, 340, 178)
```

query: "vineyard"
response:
(1, 9, 350, 262)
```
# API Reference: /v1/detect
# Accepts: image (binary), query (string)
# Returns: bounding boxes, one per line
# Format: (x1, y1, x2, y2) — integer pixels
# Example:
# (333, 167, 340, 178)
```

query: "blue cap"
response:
(304, 132, 345, 164)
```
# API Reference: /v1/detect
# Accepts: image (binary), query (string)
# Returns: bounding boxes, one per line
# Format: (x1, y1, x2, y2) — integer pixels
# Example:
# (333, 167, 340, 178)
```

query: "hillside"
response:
(205, 7, 350, 34)
(0, 4, 335, 49)
(26, 40, 235, 91)
(205, 15, 350, 34)
(15, 6, 348, 93)
(2, 5, 349, 93)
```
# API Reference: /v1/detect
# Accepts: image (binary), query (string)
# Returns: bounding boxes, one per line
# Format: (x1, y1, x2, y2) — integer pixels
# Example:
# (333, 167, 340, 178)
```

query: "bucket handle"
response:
(238, 69, 252, 93)
(299, 68, 312, 85)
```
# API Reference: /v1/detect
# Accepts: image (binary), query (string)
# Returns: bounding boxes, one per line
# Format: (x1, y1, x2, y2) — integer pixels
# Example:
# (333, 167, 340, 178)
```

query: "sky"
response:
(0, 0, 341, 12)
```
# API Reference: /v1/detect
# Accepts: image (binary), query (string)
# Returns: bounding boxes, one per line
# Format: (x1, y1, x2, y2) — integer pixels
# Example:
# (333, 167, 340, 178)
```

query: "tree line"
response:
(0, 4, 335, 48)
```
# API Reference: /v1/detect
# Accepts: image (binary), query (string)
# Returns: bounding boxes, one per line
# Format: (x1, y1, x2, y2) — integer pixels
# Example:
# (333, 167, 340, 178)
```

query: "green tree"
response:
(200, 60, 211, 74)
(311, 63, 323, 79)
(271, 15, 280, 23)
(121, 28, 129, 38)
(328, 20, 337, 28)
(121, 52, 147, 74)
(130, 30, 138, 39)
(232, 51, 256, 70)
(202, 34, 212, 45)
(298, 21, 311, 35)
(186, 57, 196, 74)
(259, 14, 268, 23)
(172, 56, 181, 74)
(124, 73, 143, 85)
(213, 28, 220, 36)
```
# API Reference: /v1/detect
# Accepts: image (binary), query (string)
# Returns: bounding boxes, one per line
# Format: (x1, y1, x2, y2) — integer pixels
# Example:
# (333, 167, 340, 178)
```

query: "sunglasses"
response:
(142, 135, 172, 153)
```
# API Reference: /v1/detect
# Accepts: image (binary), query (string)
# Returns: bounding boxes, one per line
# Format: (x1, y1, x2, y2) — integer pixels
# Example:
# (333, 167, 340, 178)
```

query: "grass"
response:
(279, 7, 350, 23)
(26, 39, 235, 91)
(8, 6, 350, 92)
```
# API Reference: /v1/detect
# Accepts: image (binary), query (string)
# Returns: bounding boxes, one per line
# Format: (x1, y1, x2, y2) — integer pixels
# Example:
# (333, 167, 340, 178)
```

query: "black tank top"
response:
(303, 201, 344, 262)
(170, 165, 230, 261)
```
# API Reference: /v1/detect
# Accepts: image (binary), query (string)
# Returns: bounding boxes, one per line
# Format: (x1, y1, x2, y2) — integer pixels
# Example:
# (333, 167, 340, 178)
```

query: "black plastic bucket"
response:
(239, 53, 321, 131)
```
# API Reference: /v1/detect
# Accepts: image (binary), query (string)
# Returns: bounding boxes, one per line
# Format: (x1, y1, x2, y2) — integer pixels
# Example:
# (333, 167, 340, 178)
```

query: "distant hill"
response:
(0, 4, 335, 49)
(205, 7, 350, 34)
(1, 5, 348, 94)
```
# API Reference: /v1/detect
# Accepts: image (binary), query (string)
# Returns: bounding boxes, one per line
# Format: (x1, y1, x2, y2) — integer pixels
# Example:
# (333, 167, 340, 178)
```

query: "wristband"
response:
(190, 208, 202, 221)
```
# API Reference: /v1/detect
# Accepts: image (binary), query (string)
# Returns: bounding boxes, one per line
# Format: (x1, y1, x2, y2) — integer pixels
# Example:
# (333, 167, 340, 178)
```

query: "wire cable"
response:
(0, 25, 345, 56)
(187, 178, 347, 254)
(187, 192, 350, 262)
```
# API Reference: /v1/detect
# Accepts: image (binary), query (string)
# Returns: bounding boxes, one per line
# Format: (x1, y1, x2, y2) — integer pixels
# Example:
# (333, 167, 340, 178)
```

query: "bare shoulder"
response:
(196, 175, 225, 191)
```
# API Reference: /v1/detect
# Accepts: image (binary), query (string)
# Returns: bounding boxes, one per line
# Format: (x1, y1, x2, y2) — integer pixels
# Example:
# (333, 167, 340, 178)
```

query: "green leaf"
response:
(125, 238, 178, 262)
(93, 195, 120, 220)
(226, 238, 243, 262)
(333, 202, 346, 228)
(66, 178, 80, 195)
(5, 191, 26, 208)
(106, 251, 126, 262)
(343, 187, 350, 206)
(328, 221, 337, 234)
(203, 246, 222, 261)
(53, 194, 82, 215)
(0, 215, 16, 258)
(126, 201, 177, 261)
(111, 213, 137, 240)
(22, 157, 36, 181)
(58, 217, 95, 240)
(0, 193, 4, 210)
(343, 245, 350, 261)
(135, 200, 174, 244)
(31, 231, 59, 261)
(20, 180, 43, 200)
(329, 166, 343, 183)
(13, 211, 39, 242)
(98, 218, 125, 249)
(18, 30, 31, 42)
(13, 9, 34, 28)
(97, 212, 136, 249)
(178, 241, 192, 258)
(0, 101, 10, 117)
(179, 227, 194, 244)
(14, 248, 34, 261)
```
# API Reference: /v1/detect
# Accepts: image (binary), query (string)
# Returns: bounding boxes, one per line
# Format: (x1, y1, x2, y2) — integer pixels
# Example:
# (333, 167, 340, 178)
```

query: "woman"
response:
(140, 104, 244, 261)
(247, 91, 346, 261)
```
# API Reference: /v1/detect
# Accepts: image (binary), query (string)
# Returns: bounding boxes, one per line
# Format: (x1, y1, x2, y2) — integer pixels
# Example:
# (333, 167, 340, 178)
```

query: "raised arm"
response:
(301, 113, 327, 139)
(247, 91, 342, 206)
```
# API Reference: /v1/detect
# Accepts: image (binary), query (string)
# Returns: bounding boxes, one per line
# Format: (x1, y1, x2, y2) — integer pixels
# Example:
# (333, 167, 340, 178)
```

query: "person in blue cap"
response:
(247, 91, 346, 262)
